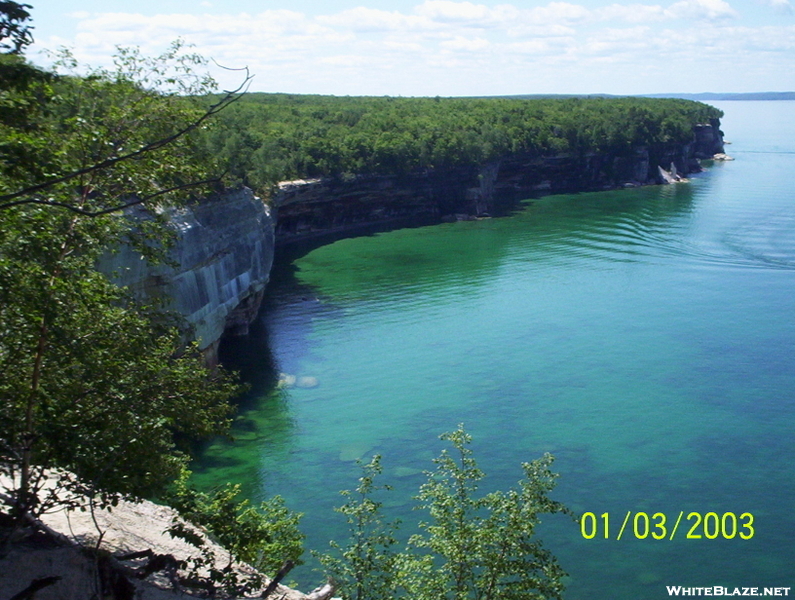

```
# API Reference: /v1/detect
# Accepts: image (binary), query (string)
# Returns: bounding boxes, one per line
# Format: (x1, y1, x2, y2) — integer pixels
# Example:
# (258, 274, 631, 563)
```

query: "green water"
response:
(196, 101, 795, 598)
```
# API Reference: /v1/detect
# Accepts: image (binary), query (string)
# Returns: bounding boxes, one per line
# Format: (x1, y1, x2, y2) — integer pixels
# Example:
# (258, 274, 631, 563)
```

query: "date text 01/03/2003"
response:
(580, 511, 754, 540)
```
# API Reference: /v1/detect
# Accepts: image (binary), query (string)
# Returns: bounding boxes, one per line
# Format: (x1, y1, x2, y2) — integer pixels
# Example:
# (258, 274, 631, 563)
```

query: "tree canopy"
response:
(202, 93, 723, 192)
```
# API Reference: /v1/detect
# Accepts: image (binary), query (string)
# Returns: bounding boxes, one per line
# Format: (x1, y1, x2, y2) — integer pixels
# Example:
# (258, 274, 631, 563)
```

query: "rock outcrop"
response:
(272, 120, 725, 241)
(102, 188, 275, 365)
(692, 118, 725, 158)
(272, 167, 485, 241)
(99, 121, 725, 354)
(0, 489, 317, 600)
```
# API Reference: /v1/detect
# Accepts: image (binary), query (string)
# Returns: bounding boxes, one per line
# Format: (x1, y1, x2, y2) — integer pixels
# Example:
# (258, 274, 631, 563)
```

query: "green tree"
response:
(405, 425, 572, 600)
(318, 455, 401, 600)
(322, 426, 572, 600)
(0, 1, 51, 184)
(199, 93, 721, 192)
(0, 42, 246, 526)
(165, 471, 304, 594)
(0, 1, 32, 54)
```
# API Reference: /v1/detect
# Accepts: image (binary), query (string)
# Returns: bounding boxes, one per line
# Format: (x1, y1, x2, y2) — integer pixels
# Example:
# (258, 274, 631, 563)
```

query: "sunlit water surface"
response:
(195, 101, 795, 598)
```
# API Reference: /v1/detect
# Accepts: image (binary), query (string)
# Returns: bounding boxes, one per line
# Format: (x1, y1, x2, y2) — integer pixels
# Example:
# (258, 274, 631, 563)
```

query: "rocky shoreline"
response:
(105, 120, 725, 366)
(272, 119, 725, 243)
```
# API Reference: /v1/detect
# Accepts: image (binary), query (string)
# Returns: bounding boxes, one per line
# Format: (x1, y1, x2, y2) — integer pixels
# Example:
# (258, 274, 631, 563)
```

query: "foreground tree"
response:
(318, 455, 401, 600)
(404, 426, 571, 600)
(0, 41, 247, 526)
(0, 0, 33, 53)
(165, 472, 305, 594)
(321, 426, 572, 600)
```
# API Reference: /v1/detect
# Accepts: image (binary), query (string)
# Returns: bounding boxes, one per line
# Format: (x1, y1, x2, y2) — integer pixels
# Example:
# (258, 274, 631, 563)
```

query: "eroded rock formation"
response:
(272, 119, 725, 241)
(101, 121, 725, 357)
(102, 188, 275, 365)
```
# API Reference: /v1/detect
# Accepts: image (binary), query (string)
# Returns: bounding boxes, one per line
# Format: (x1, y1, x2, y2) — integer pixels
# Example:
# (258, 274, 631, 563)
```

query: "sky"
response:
(24, 0, 795, 96)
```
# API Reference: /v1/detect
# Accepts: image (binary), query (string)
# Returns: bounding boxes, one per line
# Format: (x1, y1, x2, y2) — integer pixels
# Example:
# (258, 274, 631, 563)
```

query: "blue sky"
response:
(27, 0, 795, 96)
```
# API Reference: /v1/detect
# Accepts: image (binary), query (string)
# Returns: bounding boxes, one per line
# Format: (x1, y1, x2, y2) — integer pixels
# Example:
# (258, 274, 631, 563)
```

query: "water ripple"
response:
(517, 202, 795, 272)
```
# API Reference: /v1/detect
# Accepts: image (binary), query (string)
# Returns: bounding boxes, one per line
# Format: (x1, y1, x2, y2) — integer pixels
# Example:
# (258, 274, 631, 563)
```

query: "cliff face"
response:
(273, 165, 487, 239)
(100, 121, 723, 355)
(102, 188, 275, 365)
(273, 120, 724, 241)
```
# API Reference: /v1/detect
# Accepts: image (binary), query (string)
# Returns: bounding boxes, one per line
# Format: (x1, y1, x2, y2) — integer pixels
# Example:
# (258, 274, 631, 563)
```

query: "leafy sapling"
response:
(318, 455, 401, 600)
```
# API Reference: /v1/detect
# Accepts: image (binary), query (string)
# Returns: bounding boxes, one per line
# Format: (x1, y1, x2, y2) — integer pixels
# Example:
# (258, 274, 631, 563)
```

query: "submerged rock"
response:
(393, 466, 423, 478)
(278, 373, 297, 388)
(338, 442, 374, 462)
(296, 376, 319, 388)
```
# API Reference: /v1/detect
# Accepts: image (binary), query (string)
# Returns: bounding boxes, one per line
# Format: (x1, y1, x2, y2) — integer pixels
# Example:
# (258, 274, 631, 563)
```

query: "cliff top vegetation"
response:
(203, 92, 723, 192)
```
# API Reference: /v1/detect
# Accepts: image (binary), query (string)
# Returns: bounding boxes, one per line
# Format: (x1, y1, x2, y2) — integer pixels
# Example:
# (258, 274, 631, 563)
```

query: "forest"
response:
(203, 93, 723, 192)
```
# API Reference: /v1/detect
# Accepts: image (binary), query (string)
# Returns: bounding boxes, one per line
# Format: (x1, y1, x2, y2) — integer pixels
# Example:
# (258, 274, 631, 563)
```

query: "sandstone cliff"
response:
(272, 119, 725, 241)
(102, 188, 275, 365)
(100, 121, 724, 355)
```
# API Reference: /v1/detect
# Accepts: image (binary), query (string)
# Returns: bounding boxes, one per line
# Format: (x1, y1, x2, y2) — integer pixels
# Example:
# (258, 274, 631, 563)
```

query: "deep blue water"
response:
(197, 101, 795, 598)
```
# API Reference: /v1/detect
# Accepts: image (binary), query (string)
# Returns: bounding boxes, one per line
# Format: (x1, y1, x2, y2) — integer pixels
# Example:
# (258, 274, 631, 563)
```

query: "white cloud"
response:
(508, 36, 575, 55)
(440, 35, 490, 51)
(383, 41, 425, 55)
(317, 7, 426, 32)
(596, 4, 668, 22)
(415, 1, 493, 23)
(596, 0, 737, 22)
(319, 54, 373, 66)
(31, 1, 794, 96)
(582, 26, 656, 58)
(526, 2, 592, 23)
(761, 0, 794, 13)
(507, 24, 578, 37)
(665, 0, 738, 20)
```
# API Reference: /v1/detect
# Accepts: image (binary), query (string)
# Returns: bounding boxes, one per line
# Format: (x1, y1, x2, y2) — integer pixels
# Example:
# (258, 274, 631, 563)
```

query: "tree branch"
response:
(0, 71, 251, 210)
(0, 176, 224, 216)
(8, 577, 62, 600)
(261, 560, 295, 599)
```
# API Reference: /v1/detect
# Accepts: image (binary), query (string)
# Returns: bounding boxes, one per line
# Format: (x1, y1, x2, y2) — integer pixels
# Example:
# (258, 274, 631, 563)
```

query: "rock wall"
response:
(102, 188, 275, 365)
(272, 166, 486, 240)
(273, 120, 724, 241)
(98, 121, 723, 355)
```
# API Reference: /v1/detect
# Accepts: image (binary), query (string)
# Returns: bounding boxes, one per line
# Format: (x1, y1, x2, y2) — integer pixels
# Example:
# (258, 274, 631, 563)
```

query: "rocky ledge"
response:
(0, 486, 332, 600)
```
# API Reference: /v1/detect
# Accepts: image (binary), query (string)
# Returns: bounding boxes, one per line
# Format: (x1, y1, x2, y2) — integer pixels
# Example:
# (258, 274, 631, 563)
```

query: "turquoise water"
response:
(197, 101, 795, 598)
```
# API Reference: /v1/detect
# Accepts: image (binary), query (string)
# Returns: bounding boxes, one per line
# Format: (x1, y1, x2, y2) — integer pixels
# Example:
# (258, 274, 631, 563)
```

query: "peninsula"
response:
(112, 95, 725, 362)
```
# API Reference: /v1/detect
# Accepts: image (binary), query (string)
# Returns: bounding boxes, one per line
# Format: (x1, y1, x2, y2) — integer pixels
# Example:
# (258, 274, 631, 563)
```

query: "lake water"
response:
(196, 101, 795, 598)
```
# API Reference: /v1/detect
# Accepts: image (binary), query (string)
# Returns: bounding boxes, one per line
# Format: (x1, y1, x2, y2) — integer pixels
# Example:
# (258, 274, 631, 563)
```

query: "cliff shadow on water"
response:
(220, 171, 704, 389)
(205, 174, 704, 490)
